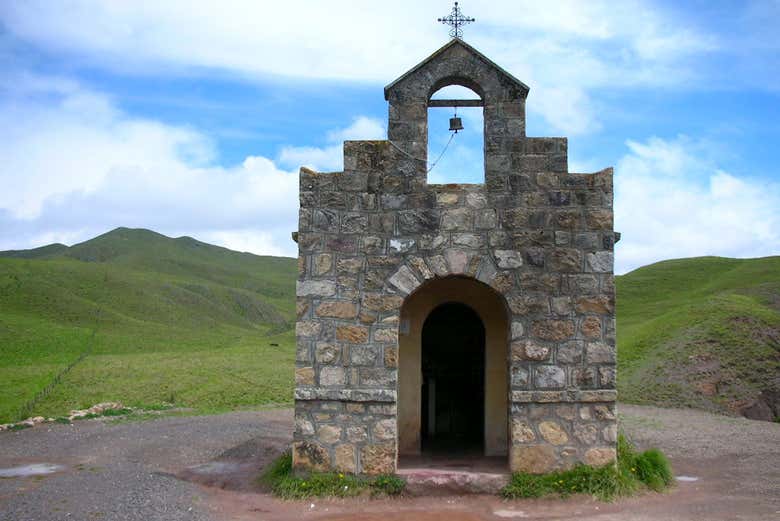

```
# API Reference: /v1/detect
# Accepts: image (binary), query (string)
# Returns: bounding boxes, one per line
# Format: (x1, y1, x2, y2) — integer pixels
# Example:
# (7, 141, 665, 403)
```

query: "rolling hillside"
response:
(0, 228, 298, 422)
(1, 228, 778, 424)
(616, 256, 780, 421)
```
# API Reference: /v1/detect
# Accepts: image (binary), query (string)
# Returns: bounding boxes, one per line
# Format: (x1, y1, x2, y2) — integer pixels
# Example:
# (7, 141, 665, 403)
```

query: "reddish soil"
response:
(196, 404, 780, 521)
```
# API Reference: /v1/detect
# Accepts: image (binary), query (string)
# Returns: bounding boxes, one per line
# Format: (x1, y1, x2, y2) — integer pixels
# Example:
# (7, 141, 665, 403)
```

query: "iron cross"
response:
(438, 2, 475, 39)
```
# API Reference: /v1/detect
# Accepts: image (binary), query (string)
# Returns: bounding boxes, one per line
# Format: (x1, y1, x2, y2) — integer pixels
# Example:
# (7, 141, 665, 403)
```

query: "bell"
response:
(449, 116, 464, 133)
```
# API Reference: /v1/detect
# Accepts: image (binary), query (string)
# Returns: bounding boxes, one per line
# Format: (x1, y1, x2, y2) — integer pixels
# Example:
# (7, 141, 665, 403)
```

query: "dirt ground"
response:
(1, 404, 778, 521)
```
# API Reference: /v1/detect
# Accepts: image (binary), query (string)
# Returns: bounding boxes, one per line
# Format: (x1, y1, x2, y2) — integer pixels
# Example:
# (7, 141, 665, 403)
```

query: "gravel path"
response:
(0, 410, 291, 521)
(1, 404, 778, 521)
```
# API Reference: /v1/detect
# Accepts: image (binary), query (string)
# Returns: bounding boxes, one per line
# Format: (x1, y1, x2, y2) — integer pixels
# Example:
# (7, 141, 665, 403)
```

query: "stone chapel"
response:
(293, 38, 618, 475)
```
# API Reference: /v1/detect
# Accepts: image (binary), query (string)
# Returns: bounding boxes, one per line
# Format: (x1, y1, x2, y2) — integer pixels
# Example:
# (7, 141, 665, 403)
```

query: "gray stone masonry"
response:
(293, 38, 617, 475)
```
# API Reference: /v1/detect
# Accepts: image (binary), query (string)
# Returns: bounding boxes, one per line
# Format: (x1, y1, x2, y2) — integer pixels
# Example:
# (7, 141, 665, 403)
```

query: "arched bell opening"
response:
(427, 83, 485, 184)
(397, 276, 509, 469)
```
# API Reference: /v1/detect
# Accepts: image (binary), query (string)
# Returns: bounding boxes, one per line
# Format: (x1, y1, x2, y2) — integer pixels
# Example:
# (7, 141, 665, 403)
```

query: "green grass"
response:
(2, 228, 777, 423)
(501, 435, 673, 501)
(0, 227, 297, 423)
(616, 256, 780, 414)
(260, 451, 406, 499)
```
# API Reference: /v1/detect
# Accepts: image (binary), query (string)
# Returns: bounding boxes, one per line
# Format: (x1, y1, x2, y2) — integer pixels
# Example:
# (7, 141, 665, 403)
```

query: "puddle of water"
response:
(676, 476, 699, 482)
(0, 463, 65, 478)
(493, 510, 529, 518)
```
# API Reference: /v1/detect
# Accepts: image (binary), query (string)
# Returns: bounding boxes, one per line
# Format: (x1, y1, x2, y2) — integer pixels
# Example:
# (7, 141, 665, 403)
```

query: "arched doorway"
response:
(421, 302, 485, 453)
(397, 276, 509, 462)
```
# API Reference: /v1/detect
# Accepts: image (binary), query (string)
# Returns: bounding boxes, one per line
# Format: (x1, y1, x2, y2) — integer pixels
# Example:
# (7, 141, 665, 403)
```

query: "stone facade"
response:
(293, 39, 617, 475)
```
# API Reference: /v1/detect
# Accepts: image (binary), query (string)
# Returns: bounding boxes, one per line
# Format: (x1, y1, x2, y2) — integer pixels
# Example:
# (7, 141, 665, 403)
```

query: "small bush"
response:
(631, 448, 673, 491)
(261, 451, 406, 499)
(372, 474, 406, 495)
(502, 435, 672, 501)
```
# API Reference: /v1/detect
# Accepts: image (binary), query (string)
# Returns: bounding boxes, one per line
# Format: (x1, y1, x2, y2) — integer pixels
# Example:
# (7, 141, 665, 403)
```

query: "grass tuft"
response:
(100, 407, 133, 417)
(501, 435, 673, 501)
(260, 451, 406, 499)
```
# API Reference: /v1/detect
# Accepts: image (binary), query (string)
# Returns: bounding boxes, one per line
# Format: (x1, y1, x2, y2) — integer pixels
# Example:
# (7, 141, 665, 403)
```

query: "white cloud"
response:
(0, 0, 723, 135)
(278, 116, 385, 171)
(614, 136, 780, 274)
(0, 75, 300, 256)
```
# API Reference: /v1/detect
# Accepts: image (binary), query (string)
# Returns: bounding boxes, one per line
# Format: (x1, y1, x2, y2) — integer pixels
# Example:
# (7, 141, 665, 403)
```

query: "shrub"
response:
(502, 434, 672, 501)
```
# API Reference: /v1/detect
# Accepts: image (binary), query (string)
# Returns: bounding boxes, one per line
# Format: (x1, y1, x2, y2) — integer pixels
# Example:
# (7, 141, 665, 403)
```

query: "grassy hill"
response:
(616, 256, 780, 420)
(0, 228, 298, 422)
(1, 228, 777, 424)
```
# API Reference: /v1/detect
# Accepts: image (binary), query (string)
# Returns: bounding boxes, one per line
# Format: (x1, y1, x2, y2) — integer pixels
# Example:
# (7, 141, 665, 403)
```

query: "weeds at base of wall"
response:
(501, 435, 674, 501)
(260, 451, 406, 499)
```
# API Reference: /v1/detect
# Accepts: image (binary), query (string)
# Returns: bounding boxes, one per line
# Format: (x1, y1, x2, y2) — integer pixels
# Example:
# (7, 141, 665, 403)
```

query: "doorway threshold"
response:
(397, 454, 509, 495)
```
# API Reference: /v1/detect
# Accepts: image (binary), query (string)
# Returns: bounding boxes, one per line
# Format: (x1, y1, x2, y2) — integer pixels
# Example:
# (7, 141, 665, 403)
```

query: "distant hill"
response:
(1, 230, 778, 424)
(0, 243, 69, 259)
(617, 256, 780, 421)
(0, 228, 298, 422)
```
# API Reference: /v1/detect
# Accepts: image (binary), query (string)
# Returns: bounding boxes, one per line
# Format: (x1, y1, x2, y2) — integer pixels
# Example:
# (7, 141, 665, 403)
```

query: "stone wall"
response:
(293, 39, 617, 475)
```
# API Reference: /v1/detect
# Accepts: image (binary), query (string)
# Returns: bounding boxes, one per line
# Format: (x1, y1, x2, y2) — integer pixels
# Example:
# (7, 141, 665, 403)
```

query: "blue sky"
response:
(0, 0, 778, 273)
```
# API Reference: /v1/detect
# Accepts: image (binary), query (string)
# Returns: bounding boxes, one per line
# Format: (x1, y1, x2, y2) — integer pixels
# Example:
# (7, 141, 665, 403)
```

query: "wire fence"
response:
(16, 309, 101, 421)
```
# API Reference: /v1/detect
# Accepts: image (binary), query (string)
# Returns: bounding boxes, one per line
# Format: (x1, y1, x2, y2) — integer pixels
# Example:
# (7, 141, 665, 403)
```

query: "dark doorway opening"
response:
(420, 302, 485, 454)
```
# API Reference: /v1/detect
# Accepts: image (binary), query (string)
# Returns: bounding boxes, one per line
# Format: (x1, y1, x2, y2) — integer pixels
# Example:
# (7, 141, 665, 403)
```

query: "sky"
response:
(0, 0, 778, 274)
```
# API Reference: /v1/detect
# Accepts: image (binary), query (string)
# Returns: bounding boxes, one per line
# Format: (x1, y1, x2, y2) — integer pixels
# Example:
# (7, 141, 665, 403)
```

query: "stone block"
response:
(538, 421, 568, 445)
(372, 419, 397, 441)
(362, 293, 403, 313)
(337, 257, 364, 273)
(316, 301, 358, 319)
(295, 416, 315, 436)
(549, 248, 582, 273)
(510, 321, 525, 339)
(532, 320, 575, 341)
(585, 342, 615, 364)
(585, 448, 616, 467)
(384, 346, 398, 368)
(315, 343, 340, 364)
(573, 423, 598, 444)
(317, 424, 342, 444)
(511, 445, 557, 474)
(360, 368, 396, 387)
(297, 280, 337, 297)
(575, 296, 614, 314)
(388, 265, 420, 295)
(293, 441, 330, 472)
(347, 426, 368, 443)
(495, 250, 523, 268)
(336, 325, 369, 344)
(373, 327, 398, 344)
(350, 345, 379, 366)
(511, 340, 550, 361)
(295, 367, 315, 386)
(535, 366, 566, 389)
(441, 208, 473, 231)
(360, 444, 395, 475)
(511, 419, 536, 443)
(453, 233, 484, 249)
(475, 209, 497, 229)
(445, 249, 470, 274)
(436, 192, 459, 205)
(580, 316, 602, 338)
(585, 252, 613, 273)
(334, 444, 357, 473)
(320, 366, 347, 386)
(556, 341, 583, 364)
